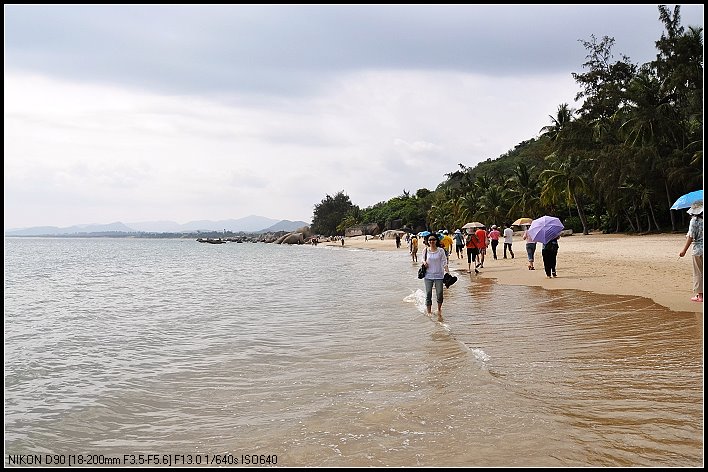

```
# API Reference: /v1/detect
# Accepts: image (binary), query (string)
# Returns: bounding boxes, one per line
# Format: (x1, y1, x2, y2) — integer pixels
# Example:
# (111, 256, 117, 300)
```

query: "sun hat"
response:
(687, 201, 703, 215)
(454, 229, 461, 234)
(491, 225, 497, 229)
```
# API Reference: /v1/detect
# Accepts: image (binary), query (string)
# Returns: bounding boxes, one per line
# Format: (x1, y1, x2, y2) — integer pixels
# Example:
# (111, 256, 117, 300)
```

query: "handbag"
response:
(417, 248, 428, 279)
(417, 264, 427, 279)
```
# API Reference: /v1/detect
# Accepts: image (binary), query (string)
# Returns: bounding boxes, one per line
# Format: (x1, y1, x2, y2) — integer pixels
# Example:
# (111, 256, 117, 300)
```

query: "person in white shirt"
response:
(422, 234, 450, 322)
(503, 224, 514, 259)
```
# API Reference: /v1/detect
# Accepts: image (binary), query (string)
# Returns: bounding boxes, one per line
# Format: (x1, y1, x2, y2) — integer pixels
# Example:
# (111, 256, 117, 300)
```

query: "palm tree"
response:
(539, 104, 575, 142)
(621, 69, 684, 231)
(540, 156, 590, 234)
(506, 162, 541, 217)
(477, 184, 509, 226)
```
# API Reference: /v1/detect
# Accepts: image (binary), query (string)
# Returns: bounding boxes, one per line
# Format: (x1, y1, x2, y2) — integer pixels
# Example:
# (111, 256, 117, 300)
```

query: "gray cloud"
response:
(6, 5, 704, 97)
(4, 5, 704, 228)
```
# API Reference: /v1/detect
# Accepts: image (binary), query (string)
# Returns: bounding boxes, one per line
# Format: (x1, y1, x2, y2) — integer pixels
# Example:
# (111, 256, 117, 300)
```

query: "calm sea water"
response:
(4, 238, 703, 467)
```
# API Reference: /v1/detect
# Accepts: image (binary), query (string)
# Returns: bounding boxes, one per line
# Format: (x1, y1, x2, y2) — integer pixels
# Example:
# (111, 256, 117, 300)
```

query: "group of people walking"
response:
(414, 223, 565, 322)
(413, 201, 703, 324)
(413, 223, 537, 322)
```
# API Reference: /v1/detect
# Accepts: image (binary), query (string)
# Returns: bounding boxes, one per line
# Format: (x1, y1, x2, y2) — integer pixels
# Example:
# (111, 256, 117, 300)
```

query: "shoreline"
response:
(324, 233, 702, 315)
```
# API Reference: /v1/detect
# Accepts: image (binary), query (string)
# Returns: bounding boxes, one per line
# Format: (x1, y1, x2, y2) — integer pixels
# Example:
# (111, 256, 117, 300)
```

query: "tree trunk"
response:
(648, 199, 661, 232)
(625, 211, 636, 232)
(665, 181, 676, 232)
(572, 192, 589, 235)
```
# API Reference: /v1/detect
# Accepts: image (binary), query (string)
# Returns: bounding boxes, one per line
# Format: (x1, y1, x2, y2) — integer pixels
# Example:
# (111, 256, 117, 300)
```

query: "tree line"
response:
(311, 6, 702, 237)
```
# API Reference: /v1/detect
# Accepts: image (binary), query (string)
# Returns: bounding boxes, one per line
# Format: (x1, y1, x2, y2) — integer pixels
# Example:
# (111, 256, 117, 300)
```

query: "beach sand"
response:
(324, 233, 703, 314)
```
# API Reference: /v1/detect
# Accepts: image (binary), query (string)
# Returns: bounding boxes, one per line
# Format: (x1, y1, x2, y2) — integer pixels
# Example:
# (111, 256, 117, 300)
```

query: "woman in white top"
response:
(422, 233, 450, 322)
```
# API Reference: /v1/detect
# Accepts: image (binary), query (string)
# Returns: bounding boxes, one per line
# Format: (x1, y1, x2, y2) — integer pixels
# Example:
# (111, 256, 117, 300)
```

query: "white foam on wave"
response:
(403, 288, 428, 314)
(470, 348, 490, 363)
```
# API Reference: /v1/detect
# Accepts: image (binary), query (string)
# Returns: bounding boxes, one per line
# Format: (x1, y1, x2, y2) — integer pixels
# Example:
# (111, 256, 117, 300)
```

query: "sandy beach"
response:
(325, 232, 703, 315)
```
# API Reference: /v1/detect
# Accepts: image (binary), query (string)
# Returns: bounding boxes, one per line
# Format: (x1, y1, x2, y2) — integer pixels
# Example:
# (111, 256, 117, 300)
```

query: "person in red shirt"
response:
(465, 229, 481, 274)
(475, 226, 488, 268)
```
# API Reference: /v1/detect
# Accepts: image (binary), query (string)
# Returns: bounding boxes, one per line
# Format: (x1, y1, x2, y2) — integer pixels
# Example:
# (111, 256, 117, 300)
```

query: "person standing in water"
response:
(410, 235, 419, 262)
(422, 233, 450, 322)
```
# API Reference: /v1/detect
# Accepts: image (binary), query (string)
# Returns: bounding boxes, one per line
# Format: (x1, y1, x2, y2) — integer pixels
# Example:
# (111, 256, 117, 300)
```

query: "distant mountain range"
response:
(4, 215, 310, 236)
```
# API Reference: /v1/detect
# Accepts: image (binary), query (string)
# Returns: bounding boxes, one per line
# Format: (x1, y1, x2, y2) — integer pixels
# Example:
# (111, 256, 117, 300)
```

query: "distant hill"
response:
(125, 215, 281, 233)
(260, 220, 309, 232)
(4, 216, 310, 236)
(4, 222, 134, 236)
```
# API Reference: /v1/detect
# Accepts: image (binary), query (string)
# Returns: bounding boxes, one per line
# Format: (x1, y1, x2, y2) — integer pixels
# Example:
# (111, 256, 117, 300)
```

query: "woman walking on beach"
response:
(679, 201, 703, 302)
(542, 237, 559, 278)
(523, 225, 537, 270)
(488, 225, 501, 259)
(422, 234, 450, 322)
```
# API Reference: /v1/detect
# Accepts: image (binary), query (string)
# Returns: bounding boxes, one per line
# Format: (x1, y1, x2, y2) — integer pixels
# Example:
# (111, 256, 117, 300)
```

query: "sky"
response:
(4, 5, 704, 229)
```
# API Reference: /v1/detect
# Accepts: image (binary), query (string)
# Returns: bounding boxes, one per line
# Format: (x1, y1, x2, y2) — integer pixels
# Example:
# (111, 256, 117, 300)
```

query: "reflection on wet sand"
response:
(442, 282, 703, 467)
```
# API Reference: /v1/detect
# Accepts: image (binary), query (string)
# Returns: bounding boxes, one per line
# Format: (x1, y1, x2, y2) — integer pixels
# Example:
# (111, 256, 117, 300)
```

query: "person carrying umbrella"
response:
(527, 215, 564, 277)
(542, 237, 559, 278)
(679, 201, 703, 302)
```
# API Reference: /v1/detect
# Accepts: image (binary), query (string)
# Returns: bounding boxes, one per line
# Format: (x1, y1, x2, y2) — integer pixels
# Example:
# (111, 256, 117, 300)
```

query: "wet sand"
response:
(326, 233, 702, 315)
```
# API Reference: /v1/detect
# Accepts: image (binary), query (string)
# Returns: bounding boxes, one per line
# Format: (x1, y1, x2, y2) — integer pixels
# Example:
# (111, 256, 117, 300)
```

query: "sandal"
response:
(690, 295, 703, 302)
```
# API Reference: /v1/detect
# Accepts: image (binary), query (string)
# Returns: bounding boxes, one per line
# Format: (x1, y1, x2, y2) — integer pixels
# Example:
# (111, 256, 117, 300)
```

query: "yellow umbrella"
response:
(512, 217, 533, 226)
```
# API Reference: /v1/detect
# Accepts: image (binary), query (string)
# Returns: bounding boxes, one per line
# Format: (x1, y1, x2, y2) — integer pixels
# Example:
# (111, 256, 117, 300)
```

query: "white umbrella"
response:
(462, 221, 485, 229)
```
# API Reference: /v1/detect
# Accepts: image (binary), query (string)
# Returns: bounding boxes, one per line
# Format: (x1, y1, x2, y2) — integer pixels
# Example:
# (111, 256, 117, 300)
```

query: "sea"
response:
(4, 238, 703, 467)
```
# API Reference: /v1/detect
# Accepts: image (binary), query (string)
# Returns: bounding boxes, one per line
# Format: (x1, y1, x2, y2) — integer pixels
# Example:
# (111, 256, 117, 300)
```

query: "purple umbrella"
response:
(527, 216, 564, 244)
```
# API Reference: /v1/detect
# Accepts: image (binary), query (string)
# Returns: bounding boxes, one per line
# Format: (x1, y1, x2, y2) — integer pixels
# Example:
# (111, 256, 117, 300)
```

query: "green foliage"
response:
(311, 191, 356, 236)
(562, 216, 584, 234)
(359, 189, 433, 231)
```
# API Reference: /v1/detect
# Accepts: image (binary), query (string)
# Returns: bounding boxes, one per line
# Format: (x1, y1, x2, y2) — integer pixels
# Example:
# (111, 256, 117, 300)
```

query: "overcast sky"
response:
(4, 5, 704, 229)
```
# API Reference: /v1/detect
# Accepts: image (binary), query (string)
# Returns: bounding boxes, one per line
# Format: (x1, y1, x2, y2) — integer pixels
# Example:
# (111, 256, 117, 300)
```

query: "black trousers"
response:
(504, 242, 514, 258)
(542, 248, 557, 277)
(491, 240, 499, 258)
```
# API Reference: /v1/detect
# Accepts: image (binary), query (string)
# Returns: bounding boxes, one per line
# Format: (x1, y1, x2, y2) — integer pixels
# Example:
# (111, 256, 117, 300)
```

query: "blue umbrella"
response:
(527, 216, 564, 244)
(670, 189, 703, 210)
(418, 231, 431, 237)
